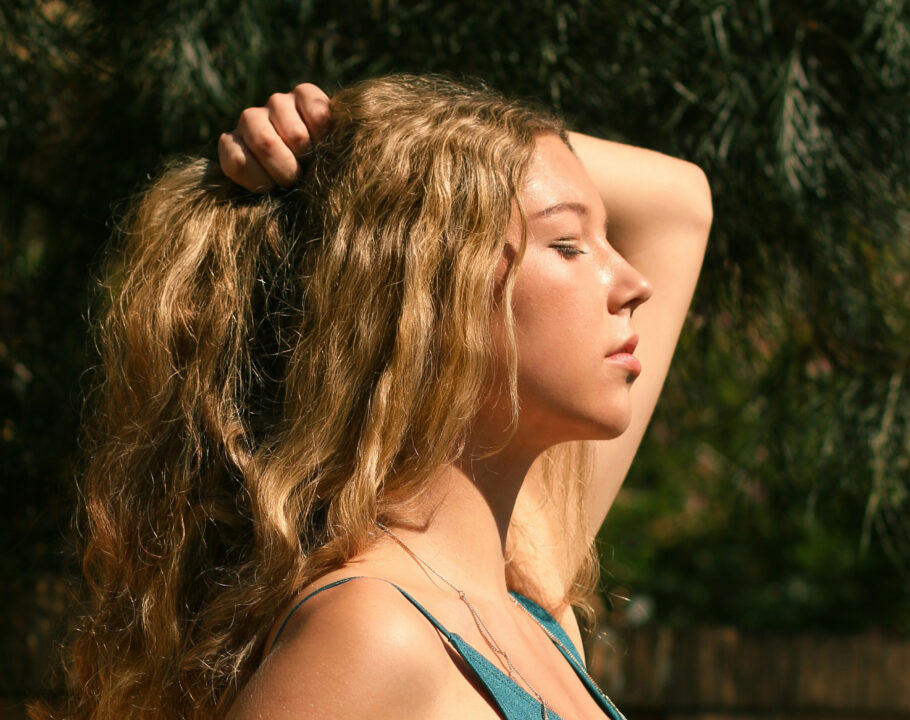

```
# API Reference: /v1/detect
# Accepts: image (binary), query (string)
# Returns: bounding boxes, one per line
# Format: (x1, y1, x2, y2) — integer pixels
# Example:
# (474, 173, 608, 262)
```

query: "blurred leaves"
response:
(1, 0, 908, 645)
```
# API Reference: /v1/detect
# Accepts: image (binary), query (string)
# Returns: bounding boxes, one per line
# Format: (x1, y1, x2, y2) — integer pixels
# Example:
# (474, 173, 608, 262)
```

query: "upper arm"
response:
(568, 133, 713, 535)
(226, 579, 447, 720)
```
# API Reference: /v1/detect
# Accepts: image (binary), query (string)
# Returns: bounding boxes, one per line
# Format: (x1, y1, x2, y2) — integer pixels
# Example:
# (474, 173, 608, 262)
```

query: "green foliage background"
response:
(1, 0, 908, 693)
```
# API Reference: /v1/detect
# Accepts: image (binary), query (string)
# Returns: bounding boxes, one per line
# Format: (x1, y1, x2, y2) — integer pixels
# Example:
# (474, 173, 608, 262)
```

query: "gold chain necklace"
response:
(376, 522, 555, 720)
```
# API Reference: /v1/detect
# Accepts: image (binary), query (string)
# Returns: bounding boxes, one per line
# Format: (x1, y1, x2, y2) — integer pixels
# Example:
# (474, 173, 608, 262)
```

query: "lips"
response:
(608, 334, 638, 357)
(606, 334, 641, 377)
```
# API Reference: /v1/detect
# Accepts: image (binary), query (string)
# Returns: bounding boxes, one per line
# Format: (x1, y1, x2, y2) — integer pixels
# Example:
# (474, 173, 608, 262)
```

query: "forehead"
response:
(519, 134, 604, 218)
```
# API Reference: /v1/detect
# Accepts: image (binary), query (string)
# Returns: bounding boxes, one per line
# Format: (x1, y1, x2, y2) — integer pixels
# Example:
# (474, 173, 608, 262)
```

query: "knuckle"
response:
(310, 101, 331, 124)
(229, 145, 248, 168)
(237, 107, 260, 127)
(267, 92, 288, 108)
(284, 127, 309, 148)
(294, 82, 329, 105)
(248, 127, 276, 153)
(217, 135, 244, 172)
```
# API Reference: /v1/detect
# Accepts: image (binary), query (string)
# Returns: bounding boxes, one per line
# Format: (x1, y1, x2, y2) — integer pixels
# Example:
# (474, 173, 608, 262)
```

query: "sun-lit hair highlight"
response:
(31, 74, 597, 720)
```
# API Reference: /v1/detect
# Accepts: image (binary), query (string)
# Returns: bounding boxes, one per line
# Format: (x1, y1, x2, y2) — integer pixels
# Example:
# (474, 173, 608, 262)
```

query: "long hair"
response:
(33, 74, 596, 720)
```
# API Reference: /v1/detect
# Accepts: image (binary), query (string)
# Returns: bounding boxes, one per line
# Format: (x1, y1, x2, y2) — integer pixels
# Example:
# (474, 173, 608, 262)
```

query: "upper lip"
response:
(608, 334, 638, 356)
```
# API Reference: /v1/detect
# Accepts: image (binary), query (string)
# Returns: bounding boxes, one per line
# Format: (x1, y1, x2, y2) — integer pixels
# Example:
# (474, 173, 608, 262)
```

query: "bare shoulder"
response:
(226, 577, 449, 720)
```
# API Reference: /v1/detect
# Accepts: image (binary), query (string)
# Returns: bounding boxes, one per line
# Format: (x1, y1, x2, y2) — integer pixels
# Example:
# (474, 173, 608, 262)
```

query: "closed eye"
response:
(552, 244, 586, 258)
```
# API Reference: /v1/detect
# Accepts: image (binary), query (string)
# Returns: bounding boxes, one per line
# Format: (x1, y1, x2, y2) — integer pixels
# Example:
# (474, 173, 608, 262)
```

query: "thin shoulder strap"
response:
(268, 576, 624, 720)
(269, 576, 456, 653)
(511, 592, 627, 720)
(509, 591, 584, 665)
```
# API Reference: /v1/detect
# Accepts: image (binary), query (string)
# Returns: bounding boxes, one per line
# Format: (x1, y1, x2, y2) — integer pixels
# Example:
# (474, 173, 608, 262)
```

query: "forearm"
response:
(568, 131, 713, 254)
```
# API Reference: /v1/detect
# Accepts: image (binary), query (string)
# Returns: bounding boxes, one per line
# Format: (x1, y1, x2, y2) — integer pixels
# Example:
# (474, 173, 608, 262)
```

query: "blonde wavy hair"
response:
(33, 74, 596, 720)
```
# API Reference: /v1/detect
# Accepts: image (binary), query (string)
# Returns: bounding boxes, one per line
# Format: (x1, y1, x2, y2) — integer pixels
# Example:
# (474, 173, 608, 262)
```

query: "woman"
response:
(35, 75, 710, 720)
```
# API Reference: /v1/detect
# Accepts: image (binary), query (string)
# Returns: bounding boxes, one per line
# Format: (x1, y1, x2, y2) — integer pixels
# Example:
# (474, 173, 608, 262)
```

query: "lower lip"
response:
(606, 353, 642, 376)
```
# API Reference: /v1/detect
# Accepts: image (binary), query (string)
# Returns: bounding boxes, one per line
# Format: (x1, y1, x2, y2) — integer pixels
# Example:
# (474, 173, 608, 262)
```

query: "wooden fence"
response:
(587, 625, 910, 719)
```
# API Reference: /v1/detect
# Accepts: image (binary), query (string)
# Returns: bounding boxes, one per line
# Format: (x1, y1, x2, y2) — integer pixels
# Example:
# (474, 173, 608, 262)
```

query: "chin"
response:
(591, 417, 632, 440)
(588, 396, 634, 439)
(611, 417, 633, 438)
(518, 391, 633, 444)
(558, 411, 633, 443)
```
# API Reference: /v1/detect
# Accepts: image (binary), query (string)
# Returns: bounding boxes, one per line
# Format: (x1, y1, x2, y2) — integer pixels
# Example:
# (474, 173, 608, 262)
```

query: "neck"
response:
(385, 435, 541, 603)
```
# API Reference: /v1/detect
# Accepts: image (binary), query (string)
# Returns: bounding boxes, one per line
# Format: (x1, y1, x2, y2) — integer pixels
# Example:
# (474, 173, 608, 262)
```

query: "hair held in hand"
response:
(33, 75, 596, 720)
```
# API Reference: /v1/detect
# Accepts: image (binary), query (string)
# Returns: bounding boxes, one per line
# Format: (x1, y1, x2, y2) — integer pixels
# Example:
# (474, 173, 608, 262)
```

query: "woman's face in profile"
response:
(494, 133, 652, 449)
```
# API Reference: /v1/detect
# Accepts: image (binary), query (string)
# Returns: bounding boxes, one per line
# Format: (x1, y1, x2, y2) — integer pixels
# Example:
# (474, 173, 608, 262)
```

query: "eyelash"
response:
(552, 243, 585, 258)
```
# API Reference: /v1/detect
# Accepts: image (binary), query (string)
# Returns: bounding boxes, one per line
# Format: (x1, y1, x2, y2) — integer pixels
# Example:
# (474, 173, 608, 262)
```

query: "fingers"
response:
(237, 106, 302, 189)
(267, 92, 312, 159)
(292, 83, 332, 142)
(218, 131, 277, 193)
(219, 83, 332, 192)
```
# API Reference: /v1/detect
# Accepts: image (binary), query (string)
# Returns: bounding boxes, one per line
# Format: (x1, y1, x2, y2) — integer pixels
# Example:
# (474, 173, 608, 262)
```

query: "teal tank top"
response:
(270, 576, 626, 720)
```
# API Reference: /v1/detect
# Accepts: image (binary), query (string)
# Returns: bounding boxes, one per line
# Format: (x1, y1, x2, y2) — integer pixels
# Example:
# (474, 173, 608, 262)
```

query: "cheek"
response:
(511, 265, 597, 355)
(511, 292, 599, 401)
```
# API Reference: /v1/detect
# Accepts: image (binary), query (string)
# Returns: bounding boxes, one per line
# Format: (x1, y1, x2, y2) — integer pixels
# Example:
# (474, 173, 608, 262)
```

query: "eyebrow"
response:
(532, 201, 590, 219)
(531, 201, 610, 233)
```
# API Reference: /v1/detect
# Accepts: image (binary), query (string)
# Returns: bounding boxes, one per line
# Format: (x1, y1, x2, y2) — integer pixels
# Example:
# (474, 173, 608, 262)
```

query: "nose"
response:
(607, 251, 652, 316)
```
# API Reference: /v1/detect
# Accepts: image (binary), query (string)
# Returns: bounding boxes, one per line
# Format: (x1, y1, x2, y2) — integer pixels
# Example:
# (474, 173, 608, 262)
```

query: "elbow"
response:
(682, 161, 714, 236)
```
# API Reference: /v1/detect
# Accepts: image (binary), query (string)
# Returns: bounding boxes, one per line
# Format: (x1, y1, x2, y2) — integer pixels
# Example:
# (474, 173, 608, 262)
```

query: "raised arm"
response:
(510, 134, 711, 621)
(568, 132, 712, 535)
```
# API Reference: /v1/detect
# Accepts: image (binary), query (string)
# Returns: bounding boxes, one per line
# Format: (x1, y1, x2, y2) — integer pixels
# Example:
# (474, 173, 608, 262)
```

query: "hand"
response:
(218, 83, 331, 192)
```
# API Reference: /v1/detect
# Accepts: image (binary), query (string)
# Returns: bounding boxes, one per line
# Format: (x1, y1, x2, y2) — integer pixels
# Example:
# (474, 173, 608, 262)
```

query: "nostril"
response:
(624, 275, 652, 315)
(628, 295, 645, 318)
(607, 254, 652, 314)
